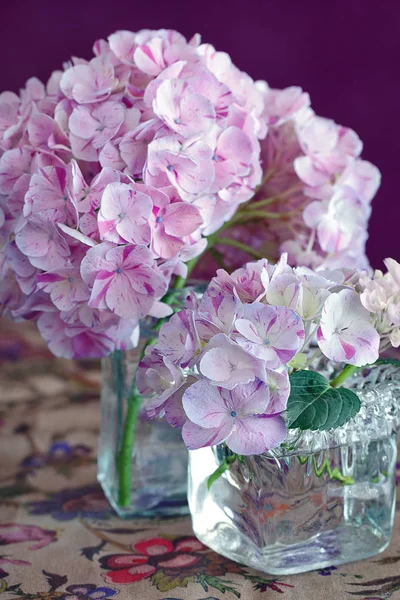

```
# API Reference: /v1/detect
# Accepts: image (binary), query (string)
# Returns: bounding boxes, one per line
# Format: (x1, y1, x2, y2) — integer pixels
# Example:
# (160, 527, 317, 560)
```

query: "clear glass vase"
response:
(98, 322, 189, 519)
(188, 363, 400, 575)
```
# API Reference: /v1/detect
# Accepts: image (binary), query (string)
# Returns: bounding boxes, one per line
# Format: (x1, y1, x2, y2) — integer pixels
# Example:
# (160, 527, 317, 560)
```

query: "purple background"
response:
(1, 0, 399, 267)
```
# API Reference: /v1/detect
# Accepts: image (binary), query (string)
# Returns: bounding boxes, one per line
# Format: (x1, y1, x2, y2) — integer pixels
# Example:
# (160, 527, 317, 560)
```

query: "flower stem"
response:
(207, 453, 237, 489)
(217, 237, 267, 260)
(117, 390, 141, 507)
(208, 247, 229, 270)
(298, 455, 354, 485)
(330, 365, 360, 388)
(173, 256, 201, 289)
(246, 184, 303, 210)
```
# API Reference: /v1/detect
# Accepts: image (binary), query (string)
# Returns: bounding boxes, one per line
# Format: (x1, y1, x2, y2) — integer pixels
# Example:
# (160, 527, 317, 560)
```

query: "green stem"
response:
(173, 256, 201, 289)
(246, 184, 303, 210)
(208, 247, 229, 270)
(113, 350, 125, 454)
(298, 455, 354, 485)
(330, 365, 360, 388)
(217, 237, 267, 260)
(118, 391, 141, 507)
(232, 209, 298, 224)
(207, 453, 237, 489)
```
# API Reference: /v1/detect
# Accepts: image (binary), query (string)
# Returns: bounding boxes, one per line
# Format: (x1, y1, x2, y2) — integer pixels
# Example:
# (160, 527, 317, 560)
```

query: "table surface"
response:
(0, 319, 399, 600)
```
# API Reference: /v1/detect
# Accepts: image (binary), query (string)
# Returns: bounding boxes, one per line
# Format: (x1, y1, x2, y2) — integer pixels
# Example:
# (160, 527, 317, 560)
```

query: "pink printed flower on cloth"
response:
(100, 536, 207, 584)
(0, 523, 56, 550)
(235, 303, 305, 367)
(81, 242, 167, 319)
(182, 378, 287, 455)
(317, 289, 380, 366)
(98, 182, 152, 244)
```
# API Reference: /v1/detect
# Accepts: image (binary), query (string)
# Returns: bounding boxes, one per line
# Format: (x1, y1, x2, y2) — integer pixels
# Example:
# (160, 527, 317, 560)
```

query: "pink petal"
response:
(163, 202, 202, 237)
(226, 414, 287, 455)
(182, 419, 232, 450)
(182, 379, 228, 428)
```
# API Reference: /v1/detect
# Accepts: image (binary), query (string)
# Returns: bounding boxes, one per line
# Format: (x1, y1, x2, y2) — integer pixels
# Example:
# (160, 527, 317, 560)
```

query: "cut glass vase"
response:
(188, 363, 400, 574)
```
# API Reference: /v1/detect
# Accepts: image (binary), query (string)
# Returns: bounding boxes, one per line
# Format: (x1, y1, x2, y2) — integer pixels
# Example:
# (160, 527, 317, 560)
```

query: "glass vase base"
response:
(192, 521, 391, 576)
(98, 474, 189, 519)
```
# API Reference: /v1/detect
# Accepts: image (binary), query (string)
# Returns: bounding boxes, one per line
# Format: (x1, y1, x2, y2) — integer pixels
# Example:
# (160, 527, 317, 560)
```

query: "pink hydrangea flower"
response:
(136, 347, 194, 427)
(69, 102, 126, 161)
(151, 193, 203, 258)
(261, 85, 310, 127)
(199, 333, 267, 389)
(195, 287, 243, 340)
(37, 311, 115, 359)
(0, 147, 33, 195)
(182, 378, 287, 455)
(16, 215, 71, 270)
(303, 186, 370, 254)
(145, 136, 215, 199)
(317, 289, 380, 366)
(81, 243, 167, 319)
(23, 165, 76, 224)
(235, 303, 305, 367)
(36, 267, 90, 311)
(98, 182, 152, 244)
(0, 26, 383, 364)
(152, 79, 216, 138)
(294, 117, 361, 187)
(60, 55, 118, 104)
(155, 309, 200, 368)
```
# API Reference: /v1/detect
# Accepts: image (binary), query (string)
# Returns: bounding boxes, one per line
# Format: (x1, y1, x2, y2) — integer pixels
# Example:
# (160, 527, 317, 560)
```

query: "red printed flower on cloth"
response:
(100, 536, 242, 584)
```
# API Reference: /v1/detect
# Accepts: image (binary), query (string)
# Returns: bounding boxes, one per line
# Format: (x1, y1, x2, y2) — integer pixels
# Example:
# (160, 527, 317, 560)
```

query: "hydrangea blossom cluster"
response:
(359, 257, 400, 349)
(0, 29, 266, 358)
(212, 85, 381, 272)
(137, 254, 399, 455)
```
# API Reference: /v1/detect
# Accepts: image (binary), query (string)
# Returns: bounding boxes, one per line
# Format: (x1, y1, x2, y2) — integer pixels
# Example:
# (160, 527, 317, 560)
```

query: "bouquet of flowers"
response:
(1, 25, 398, 575)
(138, 254, 400, 474)
(0, 28, 381, 361)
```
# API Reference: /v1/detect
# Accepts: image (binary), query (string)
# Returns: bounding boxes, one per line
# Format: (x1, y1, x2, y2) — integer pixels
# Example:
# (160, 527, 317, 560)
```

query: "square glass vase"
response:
(188, 363, 400, 575)
(97, 331, 189, 519)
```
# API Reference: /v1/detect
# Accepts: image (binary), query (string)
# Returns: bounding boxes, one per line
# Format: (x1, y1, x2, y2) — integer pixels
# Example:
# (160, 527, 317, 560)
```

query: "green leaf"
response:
(286, 370, 361, 431)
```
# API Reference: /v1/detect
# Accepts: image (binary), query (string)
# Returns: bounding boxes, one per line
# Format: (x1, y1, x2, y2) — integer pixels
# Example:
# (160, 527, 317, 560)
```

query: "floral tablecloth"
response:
(0, 319, 399, 600)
